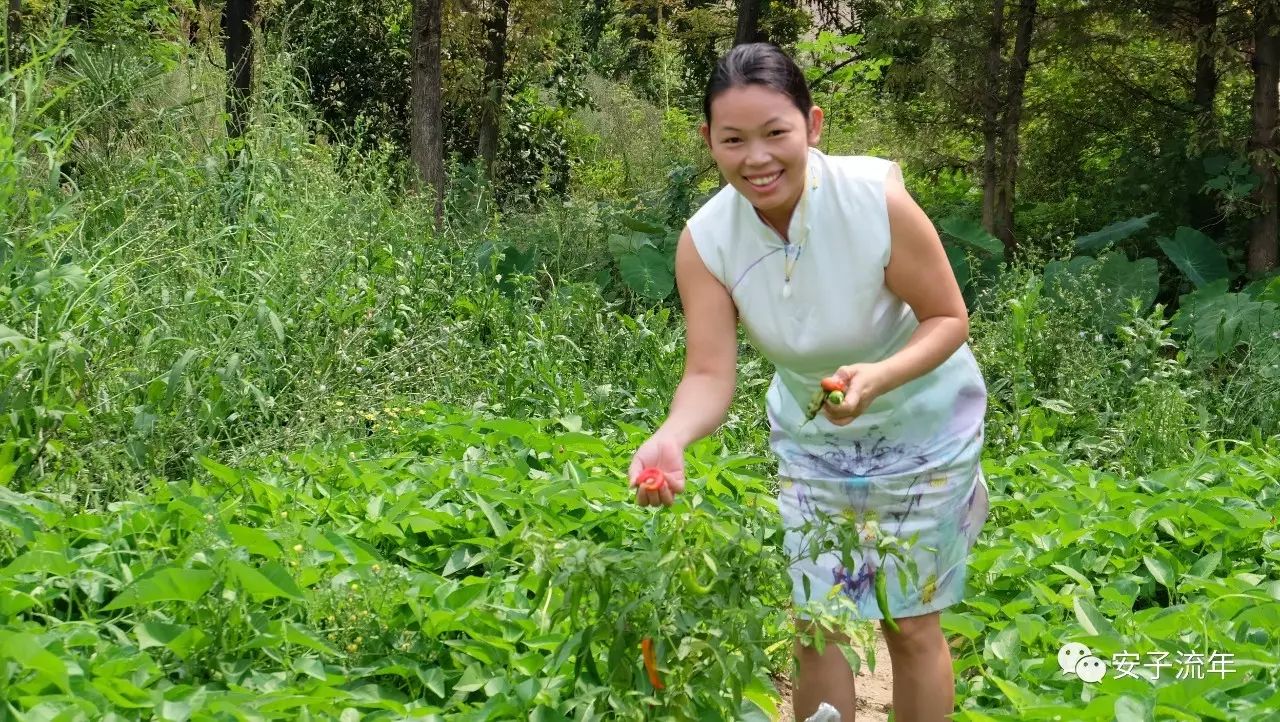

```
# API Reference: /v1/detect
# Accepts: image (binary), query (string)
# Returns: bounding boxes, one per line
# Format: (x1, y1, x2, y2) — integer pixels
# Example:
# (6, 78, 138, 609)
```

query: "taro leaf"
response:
(103, 567, 215, 610)
(1074, 213, 1158, 253)
(1157, 227, 1230, 288)
(938, 216, 1003, 256)
(606, 232, 650, 259)
(1095, 253, 1159, 330)
(618, 214, 665, 235)
(1172, 280, 1279, 357)
(619, 246, 674, 301)
(944, 243, 971, 291)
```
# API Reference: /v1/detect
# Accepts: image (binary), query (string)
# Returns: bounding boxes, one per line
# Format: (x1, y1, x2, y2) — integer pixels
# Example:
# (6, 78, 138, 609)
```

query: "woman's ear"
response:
(699, 122, 712, 149)
(807, 106, 824, 146)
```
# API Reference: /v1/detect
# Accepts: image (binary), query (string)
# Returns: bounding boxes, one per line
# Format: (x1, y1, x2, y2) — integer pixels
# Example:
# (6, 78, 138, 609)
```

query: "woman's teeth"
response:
(747, 172, 781, 187)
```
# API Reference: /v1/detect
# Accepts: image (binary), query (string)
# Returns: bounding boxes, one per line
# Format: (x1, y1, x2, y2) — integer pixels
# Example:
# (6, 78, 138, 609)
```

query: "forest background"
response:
(2, 0, 1279, 720)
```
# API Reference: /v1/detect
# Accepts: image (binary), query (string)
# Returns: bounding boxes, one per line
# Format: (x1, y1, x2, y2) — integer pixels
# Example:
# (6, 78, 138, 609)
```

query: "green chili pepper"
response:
(875, 564, 899, 633)
(679, 562, 713, 595)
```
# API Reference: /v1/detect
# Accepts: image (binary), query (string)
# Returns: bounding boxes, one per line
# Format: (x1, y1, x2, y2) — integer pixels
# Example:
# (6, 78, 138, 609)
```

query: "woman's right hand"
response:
(628, 433, 687, 507)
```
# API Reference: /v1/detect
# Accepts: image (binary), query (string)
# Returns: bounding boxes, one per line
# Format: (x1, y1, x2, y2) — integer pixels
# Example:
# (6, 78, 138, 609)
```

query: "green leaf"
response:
(467, 492, 509, 538)
(1143, 552, 1176, 590)
(1173, 281, 1278, 357)
(619, 246, 674, 300)
(199, 456, 241, 486)
(1074, 213, 1157, 253)
(165, 349, 200, 407)
(0, 631, 70, 692)
(618, 215, 665, 234)
(227, 524, 281, 558)
(1072, 596, 1117, 637)
(1157, 227, 1230, 288)
(990, 624, 1020, 661)
(103, 567, 215, 610)
(938, 216, 1003, 256)
(230, 560, 306, 601)
(1114, 695, 1152, 722)
(944, 244, 971, 291)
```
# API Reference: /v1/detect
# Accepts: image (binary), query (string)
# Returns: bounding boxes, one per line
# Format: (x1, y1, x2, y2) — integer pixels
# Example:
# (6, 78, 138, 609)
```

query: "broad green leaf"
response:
(618, 215, 665, 234)
(227, 524, 280, 558)
(1157, 227, 1230, 288)
(990, 624, 1020, 661)
(938, 216, 1003, 256)
(944, 243, 971, 291)
(1173, 281, 1278, 357)
(1074, 213, 1157, 253)
(230, 560, 306, 601)
(199, 456, 240, 486)
(1096, 253, 1159, 321)
(1143, 553, 1176, 590)
(0, 631, 70, 692)
(1114, 695, 1152, 722)
(619, 246, 674, 300)
(1072, 596, 1117, 637)
(103, 567, 215, 610)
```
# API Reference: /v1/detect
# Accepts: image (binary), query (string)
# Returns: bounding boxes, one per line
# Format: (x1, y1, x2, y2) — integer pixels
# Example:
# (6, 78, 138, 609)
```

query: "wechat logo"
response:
(1058, 642, 1107, 683)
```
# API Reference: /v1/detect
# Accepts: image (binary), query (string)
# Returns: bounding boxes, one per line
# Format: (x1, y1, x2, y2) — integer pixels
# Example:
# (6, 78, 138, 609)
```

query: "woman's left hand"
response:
(823, 363, 887, 426)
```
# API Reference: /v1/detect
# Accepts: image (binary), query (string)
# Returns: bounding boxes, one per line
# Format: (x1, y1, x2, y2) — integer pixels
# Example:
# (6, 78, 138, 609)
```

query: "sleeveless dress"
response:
(686, 147, 990, 622)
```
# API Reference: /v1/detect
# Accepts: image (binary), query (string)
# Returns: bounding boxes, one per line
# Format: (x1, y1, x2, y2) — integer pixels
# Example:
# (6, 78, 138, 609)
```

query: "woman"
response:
(627, 43, 990, 721)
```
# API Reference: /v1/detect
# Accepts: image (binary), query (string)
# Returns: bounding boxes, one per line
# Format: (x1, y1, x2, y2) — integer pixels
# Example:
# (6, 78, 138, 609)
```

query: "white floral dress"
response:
(686, 148, 990, 621)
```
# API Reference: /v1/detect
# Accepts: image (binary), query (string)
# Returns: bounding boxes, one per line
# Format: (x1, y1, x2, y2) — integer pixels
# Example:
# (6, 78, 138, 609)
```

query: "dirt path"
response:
(773, 628, 894, 722)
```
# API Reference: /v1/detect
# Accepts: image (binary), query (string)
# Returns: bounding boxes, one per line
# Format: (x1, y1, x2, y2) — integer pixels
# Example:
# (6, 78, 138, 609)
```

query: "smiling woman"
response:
(626, 43, 991, 722)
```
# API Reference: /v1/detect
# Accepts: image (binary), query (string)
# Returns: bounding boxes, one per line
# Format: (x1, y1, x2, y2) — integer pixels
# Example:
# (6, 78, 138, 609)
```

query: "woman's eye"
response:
(770, 129, 786, 136)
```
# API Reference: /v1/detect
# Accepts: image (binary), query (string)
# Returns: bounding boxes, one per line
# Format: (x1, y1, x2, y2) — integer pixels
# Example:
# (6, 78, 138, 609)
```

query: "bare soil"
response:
(772, 628, 894, 722)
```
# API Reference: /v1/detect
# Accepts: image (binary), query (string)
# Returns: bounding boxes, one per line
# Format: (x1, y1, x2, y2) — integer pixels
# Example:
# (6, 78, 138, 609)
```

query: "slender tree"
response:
(735, 0, 766, 45)
(221, 0, 256, 139)
(478, 0, 511, 182)
(1248, 0, 1279, 273)
(411, 0, 446, 227)
(980, 0, 1037, 258)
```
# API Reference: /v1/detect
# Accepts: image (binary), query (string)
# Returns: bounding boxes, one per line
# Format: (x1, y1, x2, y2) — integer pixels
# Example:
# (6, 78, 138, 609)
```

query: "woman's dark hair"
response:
(703, 43, 812, 124)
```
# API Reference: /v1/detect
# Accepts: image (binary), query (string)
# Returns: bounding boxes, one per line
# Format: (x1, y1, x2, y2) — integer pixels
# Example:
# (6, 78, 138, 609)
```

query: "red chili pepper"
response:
(821, 376, 846, 393)
(641, 637, 664, 690)
(636, 468, 667, 492)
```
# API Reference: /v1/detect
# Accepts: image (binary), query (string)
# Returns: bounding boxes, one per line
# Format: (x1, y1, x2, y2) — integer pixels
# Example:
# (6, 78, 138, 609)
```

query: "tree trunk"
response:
(981, 0, 1004, 235)
(477, 0, 510, 183)
(411, 0, 446, 228)
(1249, 0, 1280, 274)
(735, 0, 766, 45)
(221, 0, 255, 140)
(994, 0, 1036, 259)
(7, 0, 20, 47)
(1189, 0, 1222, 235)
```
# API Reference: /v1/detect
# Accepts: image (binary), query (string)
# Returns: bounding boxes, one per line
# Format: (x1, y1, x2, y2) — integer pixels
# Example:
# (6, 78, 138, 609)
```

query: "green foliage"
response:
(0, 409, 793, 719)
(952, 446, 1280, 721)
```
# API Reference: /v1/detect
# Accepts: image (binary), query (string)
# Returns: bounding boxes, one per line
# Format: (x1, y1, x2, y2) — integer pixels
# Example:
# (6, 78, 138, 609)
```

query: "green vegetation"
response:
(3, 3, 1279, 720)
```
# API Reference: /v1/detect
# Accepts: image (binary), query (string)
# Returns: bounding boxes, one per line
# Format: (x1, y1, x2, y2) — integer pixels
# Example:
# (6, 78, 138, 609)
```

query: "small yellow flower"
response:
(371, 564, 381, 574)
(293, 544, 303, 553)
(350, 583, 359, 592)
(346, 643, 358, 653)
(280, 511, 288, 519)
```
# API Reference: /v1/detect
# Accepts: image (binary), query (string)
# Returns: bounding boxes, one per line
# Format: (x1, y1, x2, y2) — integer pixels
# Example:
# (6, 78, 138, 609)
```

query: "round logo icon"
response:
(1075, 655, 1108, 683)
(1058, 642, 1092, 674)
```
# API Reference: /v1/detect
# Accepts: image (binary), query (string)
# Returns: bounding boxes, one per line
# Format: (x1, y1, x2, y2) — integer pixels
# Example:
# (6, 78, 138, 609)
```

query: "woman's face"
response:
(701, 84, 823, 221)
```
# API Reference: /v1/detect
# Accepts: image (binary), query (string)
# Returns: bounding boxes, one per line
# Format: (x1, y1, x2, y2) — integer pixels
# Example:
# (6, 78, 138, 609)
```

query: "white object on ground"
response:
(803, 702, 841, 722)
